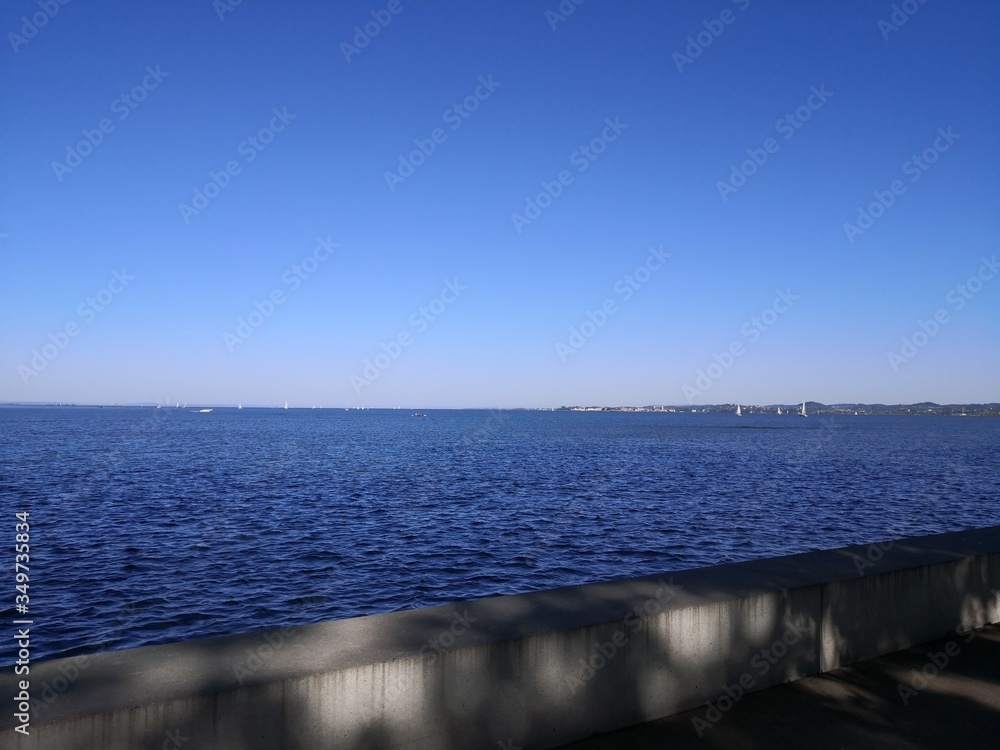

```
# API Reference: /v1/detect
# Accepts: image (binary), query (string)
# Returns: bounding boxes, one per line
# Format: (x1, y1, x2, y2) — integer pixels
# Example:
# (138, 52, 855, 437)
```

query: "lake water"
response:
(2, 406, 998, 664)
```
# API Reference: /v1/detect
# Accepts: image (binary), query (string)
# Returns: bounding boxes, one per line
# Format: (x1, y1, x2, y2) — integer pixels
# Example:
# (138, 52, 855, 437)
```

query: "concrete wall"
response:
(3, 526, 999, 749)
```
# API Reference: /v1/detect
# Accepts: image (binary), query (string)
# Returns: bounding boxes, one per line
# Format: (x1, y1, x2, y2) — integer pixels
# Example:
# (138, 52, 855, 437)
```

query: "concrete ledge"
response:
(3, 526, 999, 749)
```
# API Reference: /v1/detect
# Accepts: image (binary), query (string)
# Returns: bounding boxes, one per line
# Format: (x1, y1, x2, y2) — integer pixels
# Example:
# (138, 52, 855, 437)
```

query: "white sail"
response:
(799, 401, 808, 417)
(736, 404, 742, 416)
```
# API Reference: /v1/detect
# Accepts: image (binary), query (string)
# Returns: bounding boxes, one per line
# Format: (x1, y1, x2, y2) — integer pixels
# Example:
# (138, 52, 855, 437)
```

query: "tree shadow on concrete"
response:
(555, 623, 1000, 750)
(5, 528, 998, 749)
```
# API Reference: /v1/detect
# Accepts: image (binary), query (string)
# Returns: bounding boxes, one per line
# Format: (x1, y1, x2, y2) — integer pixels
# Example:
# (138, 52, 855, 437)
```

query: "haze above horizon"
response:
(2, 0, 997, 409)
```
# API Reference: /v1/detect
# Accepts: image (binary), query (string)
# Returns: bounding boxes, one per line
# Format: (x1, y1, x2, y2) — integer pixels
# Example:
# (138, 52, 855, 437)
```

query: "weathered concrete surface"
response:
(2, 526, 998, 749)
(559, 622, 1000, 749)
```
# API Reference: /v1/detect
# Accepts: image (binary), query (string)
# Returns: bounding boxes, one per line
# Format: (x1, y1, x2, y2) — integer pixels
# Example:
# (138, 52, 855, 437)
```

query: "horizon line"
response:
(3, 401, 998, 410)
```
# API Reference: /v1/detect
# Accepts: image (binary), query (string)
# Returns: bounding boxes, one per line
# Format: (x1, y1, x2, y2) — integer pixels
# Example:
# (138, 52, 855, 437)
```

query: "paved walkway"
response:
(558, 623, 1000, 750)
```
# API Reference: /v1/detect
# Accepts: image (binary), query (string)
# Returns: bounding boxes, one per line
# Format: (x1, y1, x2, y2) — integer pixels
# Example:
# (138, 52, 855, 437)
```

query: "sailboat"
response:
(283, 401, 289, 410)
(798, 401, 808, 418)
(238, 403, 242, 410)
(735, 404, 742, 417)
(777, 407, 782, 415)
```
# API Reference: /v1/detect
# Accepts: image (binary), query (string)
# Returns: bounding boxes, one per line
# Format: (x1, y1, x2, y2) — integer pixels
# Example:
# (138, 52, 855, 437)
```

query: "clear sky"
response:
(2, 0, 998, 408)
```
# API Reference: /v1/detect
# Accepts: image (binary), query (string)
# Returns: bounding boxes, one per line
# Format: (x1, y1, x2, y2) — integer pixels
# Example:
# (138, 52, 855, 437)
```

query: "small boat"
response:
(777, 407, 782, 415)
(735, 404, 742, 417)
(798, 401, 808, 418)
(412, 412, 426, 417)
(284, 401, 289, 410)
(198, 408, 213, 413)
(238, 403, 242, 410)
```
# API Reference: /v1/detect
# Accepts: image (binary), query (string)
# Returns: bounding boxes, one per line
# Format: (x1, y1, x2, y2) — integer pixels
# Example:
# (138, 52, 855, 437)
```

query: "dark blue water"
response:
(1, 406, 998, 665)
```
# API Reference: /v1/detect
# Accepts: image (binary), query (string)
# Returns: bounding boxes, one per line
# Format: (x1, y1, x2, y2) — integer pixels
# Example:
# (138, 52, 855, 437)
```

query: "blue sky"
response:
(2, 0, 998, 408)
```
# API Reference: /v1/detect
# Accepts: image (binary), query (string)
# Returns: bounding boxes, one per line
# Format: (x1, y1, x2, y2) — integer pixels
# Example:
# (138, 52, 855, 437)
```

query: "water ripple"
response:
(1, 407, 998, 664)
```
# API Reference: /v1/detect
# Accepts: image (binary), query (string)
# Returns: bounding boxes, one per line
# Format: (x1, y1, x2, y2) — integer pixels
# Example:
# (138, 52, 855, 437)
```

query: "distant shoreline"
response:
(555, 403, 1000, 417)
(2, 402, 998, 416)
